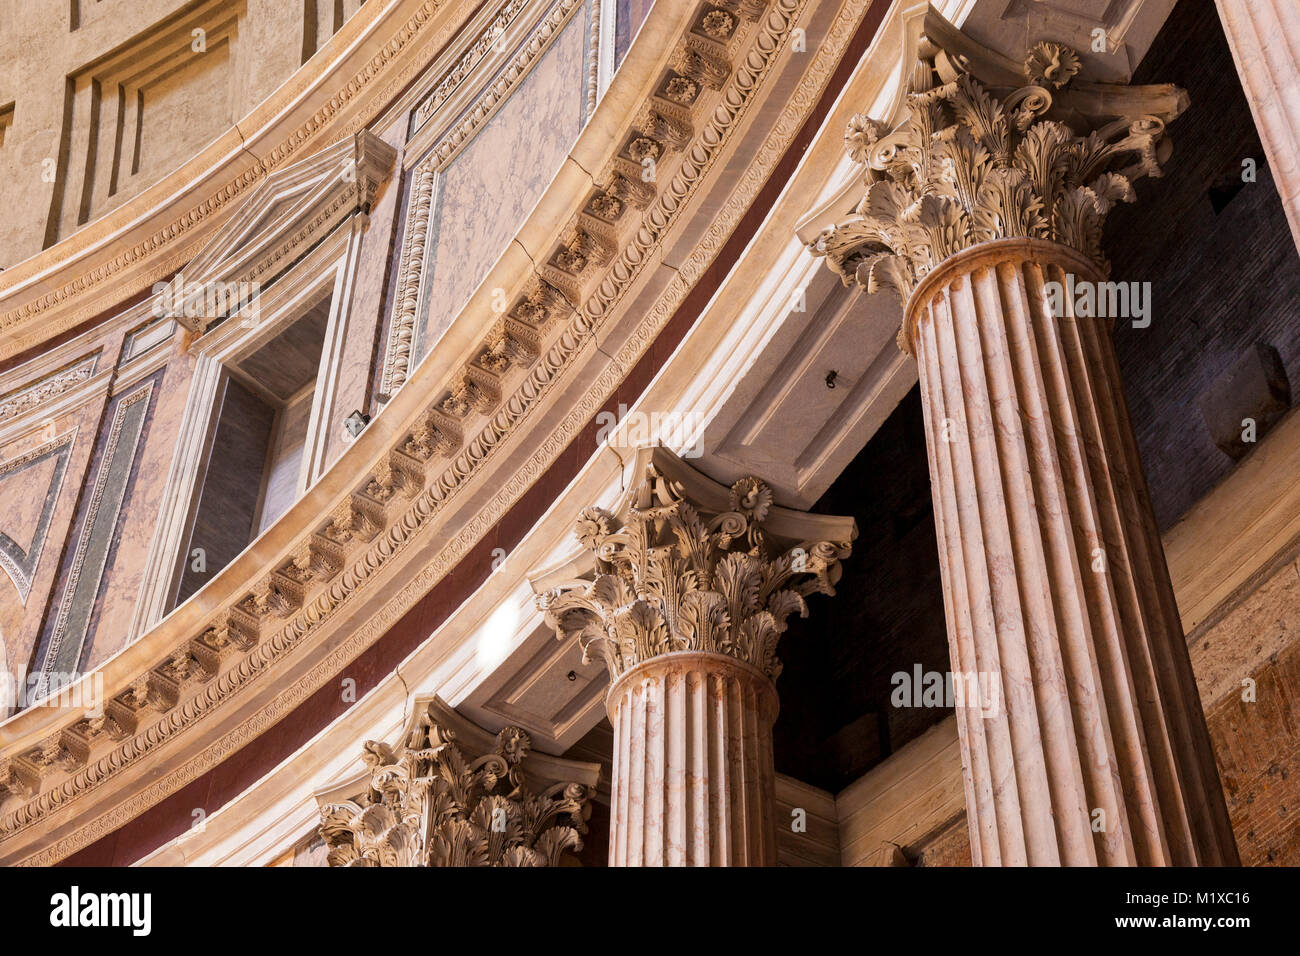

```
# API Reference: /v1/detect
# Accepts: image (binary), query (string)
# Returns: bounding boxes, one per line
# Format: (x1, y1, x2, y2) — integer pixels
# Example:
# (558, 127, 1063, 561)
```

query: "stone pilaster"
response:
(1215, 0, 1300, 254)
(537, 447, 856, 866)
(808, 9, 1237, 865)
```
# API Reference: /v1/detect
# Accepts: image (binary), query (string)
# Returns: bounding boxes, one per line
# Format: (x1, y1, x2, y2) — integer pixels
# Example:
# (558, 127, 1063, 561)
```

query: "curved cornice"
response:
(0, 0, 873, 866)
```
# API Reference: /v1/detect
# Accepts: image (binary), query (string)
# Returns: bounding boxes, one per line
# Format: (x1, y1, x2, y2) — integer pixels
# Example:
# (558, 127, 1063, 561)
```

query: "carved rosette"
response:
(537, 458, 854, 683)
(319, 703, 593, 867)
(807, 19, 1188, 350)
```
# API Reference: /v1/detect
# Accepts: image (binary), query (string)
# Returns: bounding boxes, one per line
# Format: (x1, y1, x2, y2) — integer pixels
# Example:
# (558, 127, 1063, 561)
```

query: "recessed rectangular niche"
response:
(256, 386, 314, 534)
(48, 0, 246, 245)
(172, 293, 330, 608)
(302, 0, 364, 64)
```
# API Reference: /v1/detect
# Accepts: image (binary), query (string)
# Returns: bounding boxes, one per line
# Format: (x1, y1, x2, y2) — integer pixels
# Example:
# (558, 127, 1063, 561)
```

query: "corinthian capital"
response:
(317, 698, 598, 867)
(534, 447, 857, 682)
(806, 8, 1188, 325)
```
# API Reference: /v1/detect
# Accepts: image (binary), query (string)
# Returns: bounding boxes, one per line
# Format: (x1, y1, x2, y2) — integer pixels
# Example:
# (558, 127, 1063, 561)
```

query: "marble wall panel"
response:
(412, 4, 588, 360)
(0, 369, 114, 711)
(83, 338, 195, 670)
(29, 375, 160, 685)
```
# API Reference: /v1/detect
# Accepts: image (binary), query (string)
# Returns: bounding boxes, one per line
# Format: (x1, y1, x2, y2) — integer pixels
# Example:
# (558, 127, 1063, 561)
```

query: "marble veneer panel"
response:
(412, 2, 588, 360)
(34, 380, 155, 684)
(614, 0, 654, 69)
(0, 434, 76, 604)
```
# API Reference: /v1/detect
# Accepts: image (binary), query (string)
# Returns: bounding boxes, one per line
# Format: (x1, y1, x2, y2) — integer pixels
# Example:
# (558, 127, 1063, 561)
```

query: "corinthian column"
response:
(537, 448, 856, 866)
(808, 12, 1237, 865)
(1215, 0, 1300, 252)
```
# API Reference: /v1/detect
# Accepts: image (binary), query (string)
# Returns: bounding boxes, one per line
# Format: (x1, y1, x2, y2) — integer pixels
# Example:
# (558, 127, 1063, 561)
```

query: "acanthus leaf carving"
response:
(537, 452, 854, 682)
(806, 13, 1188, 352)
(319, 700, 593, 867)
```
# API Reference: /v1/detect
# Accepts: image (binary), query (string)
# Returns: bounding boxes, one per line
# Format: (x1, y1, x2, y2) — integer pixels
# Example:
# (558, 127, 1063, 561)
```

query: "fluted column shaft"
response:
(906, 238, 1238, 866)
(1216, 0, 1300, 252)
(606, 651, 778, 867)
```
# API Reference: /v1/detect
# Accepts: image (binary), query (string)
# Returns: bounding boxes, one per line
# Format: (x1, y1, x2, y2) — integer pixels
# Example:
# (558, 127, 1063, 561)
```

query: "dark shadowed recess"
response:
(1109, 0, 1300, 531)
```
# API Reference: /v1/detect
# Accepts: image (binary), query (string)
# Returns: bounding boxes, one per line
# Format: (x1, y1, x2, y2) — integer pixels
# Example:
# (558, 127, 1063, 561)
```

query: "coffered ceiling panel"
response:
(700, 264, 916, 510)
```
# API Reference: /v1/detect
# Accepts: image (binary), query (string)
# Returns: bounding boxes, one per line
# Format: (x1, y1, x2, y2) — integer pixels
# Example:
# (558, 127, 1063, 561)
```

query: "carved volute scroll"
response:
(317, 698, 597, 867)
(535, 447, 857, 682)
(805, 7, 1188, 350)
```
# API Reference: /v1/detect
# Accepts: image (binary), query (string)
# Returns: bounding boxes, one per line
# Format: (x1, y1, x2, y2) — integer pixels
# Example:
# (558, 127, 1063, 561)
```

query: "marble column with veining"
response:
(606, 651, 778, 867)
(904, 238, 1238, 866)
(536, 448, 856, 868)
(1215, 0, 1300, 253)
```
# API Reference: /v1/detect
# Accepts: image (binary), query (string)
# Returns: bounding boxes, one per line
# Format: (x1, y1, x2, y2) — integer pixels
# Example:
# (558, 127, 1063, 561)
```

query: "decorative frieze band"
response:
(409, 0, 533, 137)
(0, 355, 98, 424)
